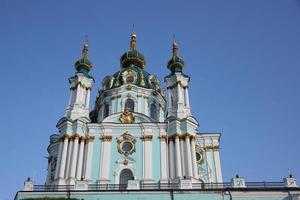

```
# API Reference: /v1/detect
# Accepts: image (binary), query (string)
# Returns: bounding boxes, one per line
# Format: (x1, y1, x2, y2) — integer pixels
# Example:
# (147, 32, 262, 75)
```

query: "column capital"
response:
(213, 145, 220, 151)
(100, 135, 112, 142)
(72, 134, 80, 140)
(59, 134, 70, 141)
(79, 136, 86, 142)
(86, 135, 95, 142)
(173, 133, 180, 140)
(141, 135, 153, 141)
(204, 144, 213, 151)
(159, 135, 168, 141)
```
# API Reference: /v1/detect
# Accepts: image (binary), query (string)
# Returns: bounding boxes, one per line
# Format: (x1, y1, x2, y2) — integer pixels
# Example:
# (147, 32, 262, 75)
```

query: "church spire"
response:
(120, 32, 146, 68)
(167, 37, 185, 74)
(74, 39, 93, 77)
(130, 32, 137, 50)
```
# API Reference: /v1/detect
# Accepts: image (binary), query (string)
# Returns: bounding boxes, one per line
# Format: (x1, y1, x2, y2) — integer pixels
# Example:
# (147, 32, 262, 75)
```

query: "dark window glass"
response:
(126, 76, 134, 83)
(125, 99, 134, 112)
(196, 152, 202, 162)
(103, 104, 109, 118)
(120, 169, 134, 187)
(150, 103, 159, 120)
(122, 141, 133, 152)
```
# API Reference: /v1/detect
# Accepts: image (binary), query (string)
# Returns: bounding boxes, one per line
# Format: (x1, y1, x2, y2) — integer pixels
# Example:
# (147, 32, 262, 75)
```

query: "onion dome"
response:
(167, 40, 185, 73)
(74, 41, 92, 76)
(120, 33, 146, 69)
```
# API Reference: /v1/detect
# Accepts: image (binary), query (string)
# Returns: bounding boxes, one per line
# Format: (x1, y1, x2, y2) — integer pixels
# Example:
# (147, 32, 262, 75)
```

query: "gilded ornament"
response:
(123, 160, 129, 165)
(117, 132, 136, 156)
(119, 108, 135, 123)
(141, 135, 153, 141)
(100, 135, 113, 142)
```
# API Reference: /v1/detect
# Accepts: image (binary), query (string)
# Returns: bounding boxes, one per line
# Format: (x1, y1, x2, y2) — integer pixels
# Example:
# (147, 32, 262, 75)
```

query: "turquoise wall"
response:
(16, 191, 293, 200)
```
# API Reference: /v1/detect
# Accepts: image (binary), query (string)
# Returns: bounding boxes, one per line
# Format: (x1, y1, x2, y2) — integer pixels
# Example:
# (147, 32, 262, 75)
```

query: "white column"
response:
(54, 140, 63, 179)
(70, 89, 75, 106)
(117, 95, 121, 112)
(137, 95, 142, 113)
(177, 85, 184, 113)
(185, 136, 193, 178)
(76, 137, 85, 180)
(144, 97, 149, 115)
(180, 138, 186, 178)
(168, 89, 172, 109)
(67, 89, 73, 108)
(205, 146, 213, 183)
(84, 136, 94, 181)
(69, 136, 79, 180)
(99, 136, 112, 182)
(75, 84, 80, 104)
(177, 85, 183, 103)
(190, 137, 198, 178)
(112, 97, 117, 114)
(160, 136, 168, 180)
(213, 146, 223, 183)
(65, 139, 73, 179)
(81, 88, 86, 107)
(168, 139, 175, 179)
(85, 89, 91, 109)
(174, 135, 182, 178)
(143, 136, 153, 180)
(58, 136, 69, 179)
(184, 87, 190, 108)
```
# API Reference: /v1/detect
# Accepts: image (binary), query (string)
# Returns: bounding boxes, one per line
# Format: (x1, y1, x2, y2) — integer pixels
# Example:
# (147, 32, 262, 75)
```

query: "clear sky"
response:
(1, 0, 300, 199)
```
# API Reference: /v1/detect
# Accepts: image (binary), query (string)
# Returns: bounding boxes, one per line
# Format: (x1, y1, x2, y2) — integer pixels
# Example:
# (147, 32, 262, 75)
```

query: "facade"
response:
(16, 34, 300, 200)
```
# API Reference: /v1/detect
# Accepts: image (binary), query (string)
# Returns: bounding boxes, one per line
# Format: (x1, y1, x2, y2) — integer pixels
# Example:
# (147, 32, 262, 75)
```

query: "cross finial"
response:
(172, 34, 178, 55)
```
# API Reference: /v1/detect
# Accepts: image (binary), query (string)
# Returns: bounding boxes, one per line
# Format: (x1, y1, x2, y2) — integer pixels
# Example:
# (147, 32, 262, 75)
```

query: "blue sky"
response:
(1, 0, 300, 199)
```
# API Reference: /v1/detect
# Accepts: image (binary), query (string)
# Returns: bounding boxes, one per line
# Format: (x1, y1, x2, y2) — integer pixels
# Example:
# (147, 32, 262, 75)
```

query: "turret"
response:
(165, 40, 191, 119)
(64, 40, 94, 121)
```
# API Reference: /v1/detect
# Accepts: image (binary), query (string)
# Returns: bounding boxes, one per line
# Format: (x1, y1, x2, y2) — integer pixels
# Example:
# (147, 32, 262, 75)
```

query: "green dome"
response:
(167, 41, 185, 73)
(167, 54, 185, 72)
(74, 43, 92, 74)
(120, 33, 146, 69)
(112, 65, 151, 88)
(120, 49, 146, 68)
(75, 57, 92, 71)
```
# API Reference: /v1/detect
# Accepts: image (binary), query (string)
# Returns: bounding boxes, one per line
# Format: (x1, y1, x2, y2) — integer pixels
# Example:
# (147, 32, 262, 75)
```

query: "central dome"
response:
(120, 33, 146, 68)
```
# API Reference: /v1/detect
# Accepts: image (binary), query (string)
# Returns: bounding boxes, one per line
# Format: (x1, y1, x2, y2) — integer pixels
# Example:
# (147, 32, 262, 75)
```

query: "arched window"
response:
(125, 99, 134, 112)
(119, 168, 134, 188)
(150, 103, 159, 121)
(103, 104, 109, 118)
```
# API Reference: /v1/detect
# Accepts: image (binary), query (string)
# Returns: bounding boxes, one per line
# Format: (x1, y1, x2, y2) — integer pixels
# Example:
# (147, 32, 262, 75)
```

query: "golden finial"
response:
(130, 24, 137, 50)
(82, 35, 89, 59)
(172, 34, 178, 56)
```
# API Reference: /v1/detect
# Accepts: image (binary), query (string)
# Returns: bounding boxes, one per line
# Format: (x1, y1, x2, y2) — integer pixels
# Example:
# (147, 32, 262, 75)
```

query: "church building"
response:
(15, 34, 300, 200)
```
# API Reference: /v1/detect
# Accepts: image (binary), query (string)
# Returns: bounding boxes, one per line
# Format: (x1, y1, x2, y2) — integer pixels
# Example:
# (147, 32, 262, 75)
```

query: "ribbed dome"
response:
(120, 33, 146, 69)
(74, 43, 92, 76)
(167, 41, 185, 73)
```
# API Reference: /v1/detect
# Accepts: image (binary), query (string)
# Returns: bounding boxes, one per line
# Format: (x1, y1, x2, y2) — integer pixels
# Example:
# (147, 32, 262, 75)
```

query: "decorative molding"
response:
(141, 135, 153, 141)
(213, 145, 220, 151)
(70, 82, 92, 90)
(117, 132, 136, 156)
(126, 85, 132, 90)
(59, 134, 70, 141)
(119, 108, 135, 123)
(100, 135, 113, 142)
(86, 135, 95, 142)
(159, 135, 168, 141)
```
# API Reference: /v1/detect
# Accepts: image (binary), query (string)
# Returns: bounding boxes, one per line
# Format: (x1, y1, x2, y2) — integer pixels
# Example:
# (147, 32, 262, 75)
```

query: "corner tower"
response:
(65, 41, 94, 121)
